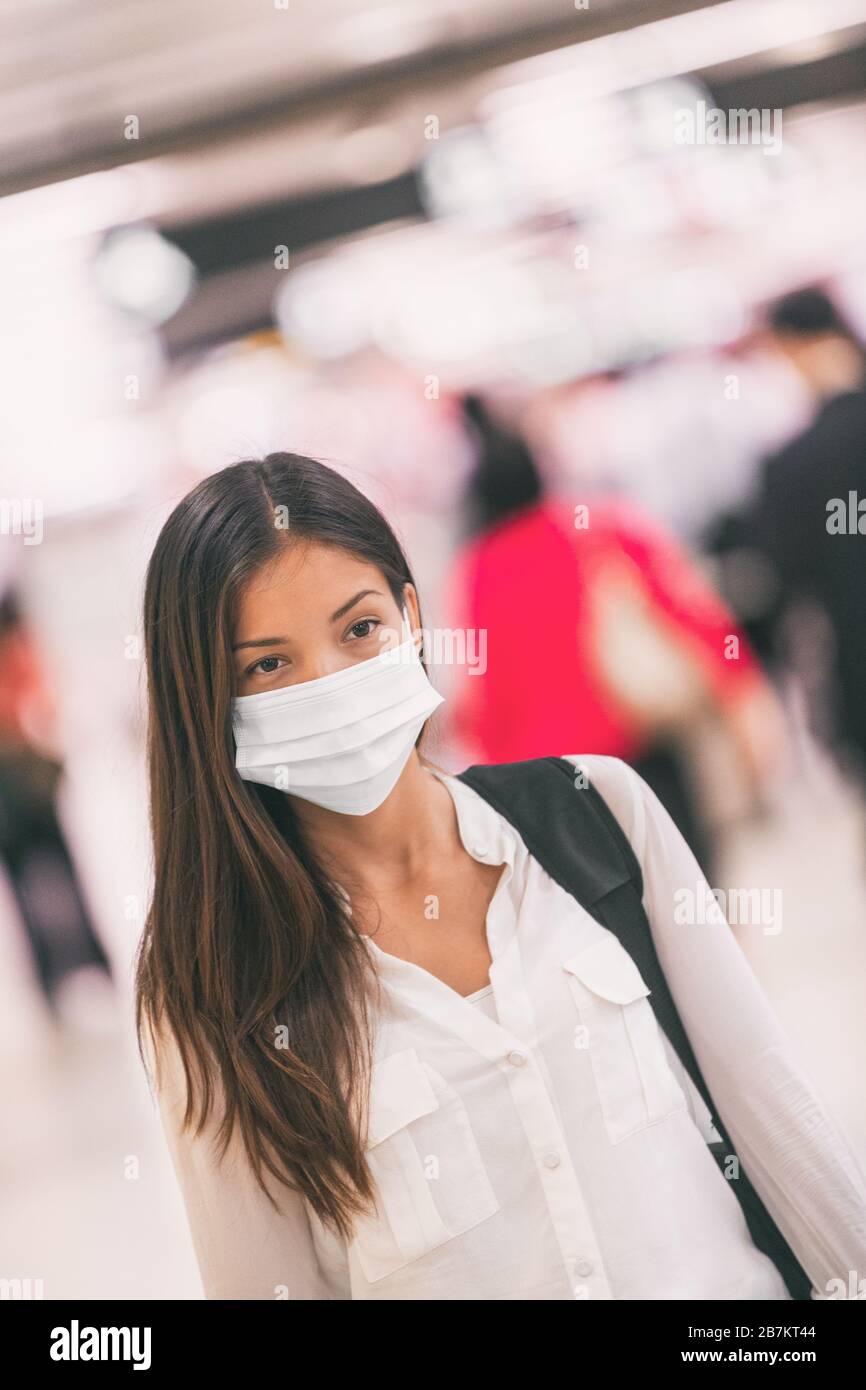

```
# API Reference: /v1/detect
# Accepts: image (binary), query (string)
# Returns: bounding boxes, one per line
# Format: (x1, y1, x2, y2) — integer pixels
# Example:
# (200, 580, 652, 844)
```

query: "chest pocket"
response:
(350, 1046, 501, 1285)
(562, 932, 688, 1145)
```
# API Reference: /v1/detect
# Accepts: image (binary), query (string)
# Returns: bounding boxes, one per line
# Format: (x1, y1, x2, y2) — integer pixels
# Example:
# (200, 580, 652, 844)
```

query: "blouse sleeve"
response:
(564, 752, 866, 1301)
(141, 1013, 335, 1300)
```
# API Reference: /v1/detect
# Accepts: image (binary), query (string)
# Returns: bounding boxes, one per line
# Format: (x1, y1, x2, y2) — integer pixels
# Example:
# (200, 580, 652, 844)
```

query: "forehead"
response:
(233, 541, 387, 633)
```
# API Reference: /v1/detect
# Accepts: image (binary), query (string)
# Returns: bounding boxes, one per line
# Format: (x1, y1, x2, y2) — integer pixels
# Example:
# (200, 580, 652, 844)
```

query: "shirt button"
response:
(543, 1151, 561, 1168)
(507, 1049, 527, 1067)
(473, 844, 489, 857)
(575, 1260, 594, 1278)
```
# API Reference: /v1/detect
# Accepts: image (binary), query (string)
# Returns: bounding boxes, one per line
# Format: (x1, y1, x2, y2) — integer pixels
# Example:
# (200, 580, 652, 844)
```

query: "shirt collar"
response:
(424, 764, 517, 872)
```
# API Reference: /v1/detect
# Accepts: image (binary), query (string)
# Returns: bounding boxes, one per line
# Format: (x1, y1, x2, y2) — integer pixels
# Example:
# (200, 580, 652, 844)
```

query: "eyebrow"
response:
(231, 589, 383, 652)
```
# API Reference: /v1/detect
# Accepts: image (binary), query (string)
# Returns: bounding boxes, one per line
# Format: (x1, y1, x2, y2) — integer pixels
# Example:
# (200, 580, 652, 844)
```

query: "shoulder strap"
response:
(456, 754, 814, 1301)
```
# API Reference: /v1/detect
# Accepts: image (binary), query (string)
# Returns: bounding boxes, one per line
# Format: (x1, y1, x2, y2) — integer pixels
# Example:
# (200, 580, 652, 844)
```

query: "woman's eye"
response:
(250, 655, 285, 675)
(346, 618, 380, 641)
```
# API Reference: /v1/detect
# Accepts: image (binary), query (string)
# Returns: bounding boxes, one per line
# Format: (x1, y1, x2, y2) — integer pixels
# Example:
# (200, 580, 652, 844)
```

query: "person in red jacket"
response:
(445, 395, 788, 877)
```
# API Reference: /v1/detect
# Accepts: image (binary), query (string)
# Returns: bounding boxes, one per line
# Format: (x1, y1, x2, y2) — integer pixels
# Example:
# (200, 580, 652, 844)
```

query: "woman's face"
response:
(232, 540, 419, 696)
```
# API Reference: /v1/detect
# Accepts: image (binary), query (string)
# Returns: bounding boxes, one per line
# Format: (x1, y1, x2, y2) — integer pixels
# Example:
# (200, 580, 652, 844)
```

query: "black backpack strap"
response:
(456, 754, 814, 1301)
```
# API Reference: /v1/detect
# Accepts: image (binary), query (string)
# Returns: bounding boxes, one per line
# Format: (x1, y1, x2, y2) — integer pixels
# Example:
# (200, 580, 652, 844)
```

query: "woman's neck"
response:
(289, 753, 460, 894)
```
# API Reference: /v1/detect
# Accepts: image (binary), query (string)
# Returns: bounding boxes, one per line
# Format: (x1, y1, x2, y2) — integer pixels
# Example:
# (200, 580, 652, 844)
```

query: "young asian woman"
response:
(136, 452, 866, 1301)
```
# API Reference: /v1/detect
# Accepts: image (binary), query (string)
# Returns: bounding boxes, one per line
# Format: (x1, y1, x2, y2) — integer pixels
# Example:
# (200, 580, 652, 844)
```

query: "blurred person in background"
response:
(0, 587, 112, 1020)
(743, 287, 866, 792)
(446, 394, 790, 880)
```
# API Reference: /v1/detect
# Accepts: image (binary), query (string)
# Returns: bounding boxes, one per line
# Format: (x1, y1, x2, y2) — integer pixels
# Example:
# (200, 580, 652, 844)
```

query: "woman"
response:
(136, 452, 866, 1301)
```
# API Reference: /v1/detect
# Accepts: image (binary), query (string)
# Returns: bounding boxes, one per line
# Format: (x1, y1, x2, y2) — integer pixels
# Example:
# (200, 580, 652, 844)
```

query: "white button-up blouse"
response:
(144, 754, 866, 1300)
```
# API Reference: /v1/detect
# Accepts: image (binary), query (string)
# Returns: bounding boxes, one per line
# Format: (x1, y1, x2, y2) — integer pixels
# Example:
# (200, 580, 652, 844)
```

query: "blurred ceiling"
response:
(0, 0, 724, 196)
(7, 0, 866, 368)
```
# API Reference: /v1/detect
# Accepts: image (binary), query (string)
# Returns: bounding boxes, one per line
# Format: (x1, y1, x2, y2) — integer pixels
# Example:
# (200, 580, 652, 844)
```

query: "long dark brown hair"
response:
(134, 452, 431, 1242)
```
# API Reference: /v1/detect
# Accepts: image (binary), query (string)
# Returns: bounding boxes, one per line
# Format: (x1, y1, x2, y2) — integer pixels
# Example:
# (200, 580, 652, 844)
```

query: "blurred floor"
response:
(0, 724, 864, 1299)
(721, 743, 866, 1167)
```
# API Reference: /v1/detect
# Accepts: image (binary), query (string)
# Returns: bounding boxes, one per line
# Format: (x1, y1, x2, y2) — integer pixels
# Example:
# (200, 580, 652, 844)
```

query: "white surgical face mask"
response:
(231, 609, 444, 815)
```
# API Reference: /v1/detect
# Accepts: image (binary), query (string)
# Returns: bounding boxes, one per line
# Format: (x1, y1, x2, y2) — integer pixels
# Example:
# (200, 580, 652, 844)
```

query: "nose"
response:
(299, 653, 352, 684)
